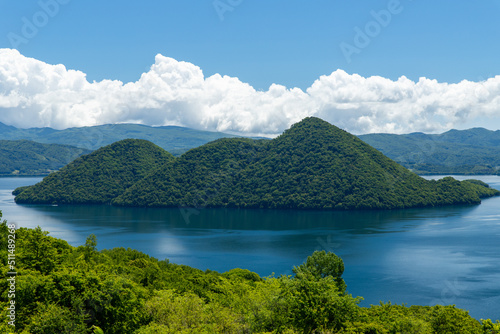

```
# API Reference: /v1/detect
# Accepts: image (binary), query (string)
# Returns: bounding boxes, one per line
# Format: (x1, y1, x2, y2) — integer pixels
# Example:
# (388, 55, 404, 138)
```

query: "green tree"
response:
(430, 305, 482, 334)
(279, 274, 361, 333)
(293, 250, 347, 294)
(23, 303, 88, 334)
(17, 226, 61, 274)
(482, 319, 500, 333)
(84, 234, 97, 262)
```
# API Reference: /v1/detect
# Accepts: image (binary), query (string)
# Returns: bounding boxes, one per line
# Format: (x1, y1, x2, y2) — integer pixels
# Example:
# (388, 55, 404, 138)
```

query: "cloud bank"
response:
(1, 48, 499, 136)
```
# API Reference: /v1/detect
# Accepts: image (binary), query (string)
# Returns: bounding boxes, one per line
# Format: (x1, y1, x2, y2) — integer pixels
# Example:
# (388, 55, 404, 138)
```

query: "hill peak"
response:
(277, 117, 347, 144)
(14, 138, 175, 205)
(287, 117, 339, 132)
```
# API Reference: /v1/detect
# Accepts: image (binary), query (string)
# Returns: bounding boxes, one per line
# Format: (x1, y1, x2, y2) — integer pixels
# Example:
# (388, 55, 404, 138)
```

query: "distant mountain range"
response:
(14, 118, 499, 209)
(0, 121, 239, 155)
(0, 140, 91, 176)
(0, 122, 240, 176)
(358, 128, 500, 175)
(2, 121, 500, 176)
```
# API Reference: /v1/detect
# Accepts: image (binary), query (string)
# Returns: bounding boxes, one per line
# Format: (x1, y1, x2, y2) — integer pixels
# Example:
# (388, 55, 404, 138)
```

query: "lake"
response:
(1, 175, 500, 321)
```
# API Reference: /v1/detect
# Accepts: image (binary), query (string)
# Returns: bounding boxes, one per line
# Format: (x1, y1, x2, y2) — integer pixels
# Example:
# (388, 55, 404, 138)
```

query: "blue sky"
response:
(1, 0, 500, 134)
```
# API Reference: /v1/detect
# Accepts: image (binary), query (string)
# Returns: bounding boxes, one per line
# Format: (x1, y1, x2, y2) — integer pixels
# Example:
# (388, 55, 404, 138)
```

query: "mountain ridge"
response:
(359, 128, 500, 175)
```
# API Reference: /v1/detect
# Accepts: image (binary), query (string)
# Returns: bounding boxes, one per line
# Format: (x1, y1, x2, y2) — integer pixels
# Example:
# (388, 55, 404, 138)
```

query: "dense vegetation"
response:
(1, 212, 499, 333)
(14, 118, 500, 209)
(359, 128, 500, 175)
(114, 117, 499, 209)
(0, 121, 238, 155)
(0, 140, 90, 176)
(14, 139, 174, 205)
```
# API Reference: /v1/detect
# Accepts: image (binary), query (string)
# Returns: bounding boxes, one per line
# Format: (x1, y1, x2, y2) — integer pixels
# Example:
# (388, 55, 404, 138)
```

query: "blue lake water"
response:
(1, 175, 499, 321)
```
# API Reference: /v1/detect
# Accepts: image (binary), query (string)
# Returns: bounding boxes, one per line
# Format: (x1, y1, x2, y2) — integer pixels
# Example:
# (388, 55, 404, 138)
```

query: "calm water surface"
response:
(1, 175, 499, 320)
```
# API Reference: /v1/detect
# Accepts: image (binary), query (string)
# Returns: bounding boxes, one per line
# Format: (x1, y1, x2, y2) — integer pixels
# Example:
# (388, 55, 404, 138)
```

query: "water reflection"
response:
(12, 201, 482, 232)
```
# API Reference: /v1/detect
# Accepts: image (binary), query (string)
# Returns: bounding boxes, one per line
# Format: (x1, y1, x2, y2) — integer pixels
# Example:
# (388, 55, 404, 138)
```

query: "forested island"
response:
(14, 117, 500, 209)
(1, 213, 499, 333)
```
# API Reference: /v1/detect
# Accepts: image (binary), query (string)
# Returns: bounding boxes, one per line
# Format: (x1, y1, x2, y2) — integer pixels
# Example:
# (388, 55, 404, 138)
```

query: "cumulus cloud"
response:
(1, 48, 500, 136)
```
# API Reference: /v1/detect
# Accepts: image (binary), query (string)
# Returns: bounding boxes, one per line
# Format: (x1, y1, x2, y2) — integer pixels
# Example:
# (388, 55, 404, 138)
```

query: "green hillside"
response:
(0, 122, 240, 155)
(359, 128, 500, 175)
(114, 117, 499, 209)
(0, 140, 91, 176)
(14, 139, 174, 205)
(1, 217, 498, 333)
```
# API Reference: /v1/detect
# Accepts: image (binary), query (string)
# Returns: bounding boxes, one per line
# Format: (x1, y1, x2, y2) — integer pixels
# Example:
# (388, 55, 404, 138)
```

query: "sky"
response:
(1, 0, 500, 136)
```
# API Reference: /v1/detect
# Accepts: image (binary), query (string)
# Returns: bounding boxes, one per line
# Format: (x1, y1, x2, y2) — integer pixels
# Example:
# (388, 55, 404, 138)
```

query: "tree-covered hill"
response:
(1, 215, 499, 333)
(0, 140, 91, 176)
(359, 128, 500, 175)
(114, 117, 499, 209)
(14, 139, 174, 205)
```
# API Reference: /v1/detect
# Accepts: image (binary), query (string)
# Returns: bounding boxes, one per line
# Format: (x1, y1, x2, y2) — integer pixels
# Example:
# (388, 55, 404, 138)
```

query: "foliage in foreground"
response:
(1, 212, 499, 333)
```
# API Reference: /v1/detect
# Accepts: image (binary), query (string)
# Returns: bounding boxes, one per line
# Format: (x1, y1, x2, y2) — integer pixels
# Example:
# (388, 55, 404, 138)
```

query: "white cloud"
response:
(1, 48, 500, 136)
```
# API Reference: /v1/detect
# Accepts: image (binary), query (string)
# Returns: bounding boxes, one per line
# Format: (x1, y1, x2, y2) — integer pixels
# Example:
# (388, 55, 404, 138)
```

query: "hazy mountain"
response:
(359, 128, 500, 175)
(0, 140, 91, 176)
(0, 122, 240, 156)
